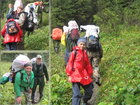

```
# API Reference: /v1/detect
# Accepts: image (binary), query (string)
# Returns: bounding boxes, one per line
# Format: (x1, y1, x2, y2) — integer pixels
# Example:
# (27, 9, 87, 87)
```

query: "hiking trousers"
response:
(87, 51, 101, 78)
(32, 76, 45, 100)
(72, 82, 93, 105)
(6, 42, 17, 50)
(15, 91, 32, 105)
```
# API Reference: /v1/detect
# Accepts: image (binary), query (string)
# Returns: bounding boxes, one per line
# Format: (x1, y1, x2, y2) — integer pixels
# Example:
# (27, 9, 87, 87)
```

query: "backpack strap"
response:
(20, 72, 23, 81)
(40, 62, 44, 70)
(72, 50, 77, 71)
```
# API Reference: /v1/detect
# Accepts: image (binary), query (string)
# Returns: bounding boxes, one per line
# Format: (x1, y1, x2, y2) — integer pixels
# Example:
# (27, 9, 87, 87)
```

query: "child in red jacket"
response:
(66, 37, 94, 105)
(1, 19, 23, 50)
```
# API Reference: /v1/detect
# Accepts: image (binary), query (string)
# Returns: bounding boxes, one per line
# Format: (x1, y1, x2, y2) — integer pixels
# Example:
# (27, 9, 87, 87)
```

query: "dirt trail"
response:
(88, 82, 99, 105)
(34, 88, 40, 103)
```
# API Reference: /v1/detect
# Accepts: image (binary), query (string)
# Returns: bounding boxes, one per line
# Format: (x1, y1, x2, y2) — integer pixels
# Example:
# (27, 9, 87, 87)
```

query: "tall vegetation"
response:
(51, 0, 97, 28)
(94, 0, 140, 34)
(51, 0, 140, 33)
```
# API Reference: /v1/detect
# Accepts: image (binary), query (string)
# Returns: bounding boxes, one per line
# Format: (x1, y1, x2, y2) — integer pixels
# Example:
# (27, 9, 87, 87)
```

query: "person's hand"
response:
(68, 76, 72, 81)
(16, 96, 22, 104)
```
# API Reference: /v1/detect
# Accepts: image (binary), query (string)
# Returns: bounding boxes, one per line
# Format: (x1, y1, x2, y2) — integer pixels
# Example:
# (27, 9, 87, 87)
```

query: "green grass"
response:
(98, 28, 140, 105)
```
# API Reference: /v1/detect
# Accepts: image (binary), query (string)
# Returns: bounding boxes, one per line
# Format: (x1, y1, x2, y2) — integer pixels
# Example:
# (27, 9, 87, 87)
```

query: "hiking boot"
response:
(40, 94, 43, 100)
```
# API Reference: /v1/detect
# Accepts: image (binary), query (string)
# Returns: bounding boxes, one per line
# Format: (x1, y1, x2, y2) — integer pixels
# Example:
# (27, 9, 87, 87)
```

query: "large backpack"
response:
(0, 55, 30, 84)
(86, 35, 101, 52)
(52, 28, 63, 40)
(69, 28, 80, 41)
(6, 21, 19, 35)
(68, 20, 80, 41)
(10, 54, 30, 83)
(22, 12, 35, 32)
(66, 29, 80, 52)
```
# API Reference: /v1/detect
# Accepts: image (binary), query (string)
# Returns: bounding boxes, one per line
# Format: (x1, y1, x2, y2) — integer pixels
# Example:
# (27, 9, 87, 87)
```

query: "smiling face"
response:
(78, 42, 86, 50)
(24, 66, 32, 74)
(17, 7, 23, 13)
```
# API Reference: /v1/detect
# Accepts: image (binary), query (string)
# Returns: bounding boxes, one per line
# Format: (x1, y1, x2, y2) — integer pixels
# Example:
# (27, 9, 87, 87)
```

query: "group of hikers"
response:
(0, 0, 45, 50)
(52, 20, 103, 105)
(0, 54, 49, 104)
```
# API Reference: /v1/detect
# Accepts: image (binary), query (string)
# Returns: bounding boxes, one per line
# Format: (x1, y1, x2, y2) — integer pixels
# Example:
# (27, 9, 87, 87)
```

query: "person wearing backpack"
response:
(65, 20, 80, 66)
(13, 6, 31, 50)
(24, 1, 44, 25)
(31, 55, 49, 103)
(66, 37, 96, 105)
(14, 63, 34, 105)
(86, 35, 103, 86)
(14, 6, 27, 28)
(1, 19, 23, 50)
(6, 3, 14, 20)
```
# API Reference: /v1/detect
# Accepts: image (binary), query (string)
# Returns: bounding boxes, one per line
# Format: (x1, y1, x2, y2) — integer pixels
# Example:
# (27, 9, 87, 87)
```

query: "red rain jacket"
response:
(66, 46, 93, 85)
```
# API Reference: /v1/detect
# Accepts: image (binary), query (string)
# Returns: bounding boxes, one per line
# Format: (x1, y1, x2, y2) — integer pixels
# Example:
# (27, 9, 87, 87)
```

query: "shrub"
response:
(24, 26, 49, 50)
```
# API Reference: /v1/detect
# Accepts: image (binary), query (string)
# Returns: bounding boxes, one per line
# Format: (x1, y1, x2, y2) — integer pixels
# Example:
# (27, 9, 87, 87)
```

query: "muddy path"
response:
(88, 82, 99, 105)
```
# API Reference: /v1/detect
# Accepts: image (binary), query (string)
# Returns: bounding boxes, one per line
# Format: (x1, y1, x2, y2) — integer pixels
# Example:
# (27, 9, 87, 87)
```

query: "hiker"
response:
(66, 37, 95, 105)
(0, 54, 31, 85)
(65, 20, 80, 65)
(14, 6, 27, 28)
(14, 6, 34, 49)
(80, 25, 100, 39)
(1, 19, 23, 50)
(6, 3, 14, 20)
(31, 55, 49, 103)
(86, 35, 103, 85)
(24, 1, 44, 25)
(14, 63, 34, 105)
(51, 28, 63, 53)
(8, 3, 14, 14)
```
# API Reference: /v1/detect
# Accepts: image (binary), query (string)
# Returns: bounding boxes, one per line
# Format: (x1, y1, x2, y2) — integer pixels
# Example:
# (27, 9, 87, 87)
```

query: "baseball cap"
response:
(36, 55, 42, 59)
